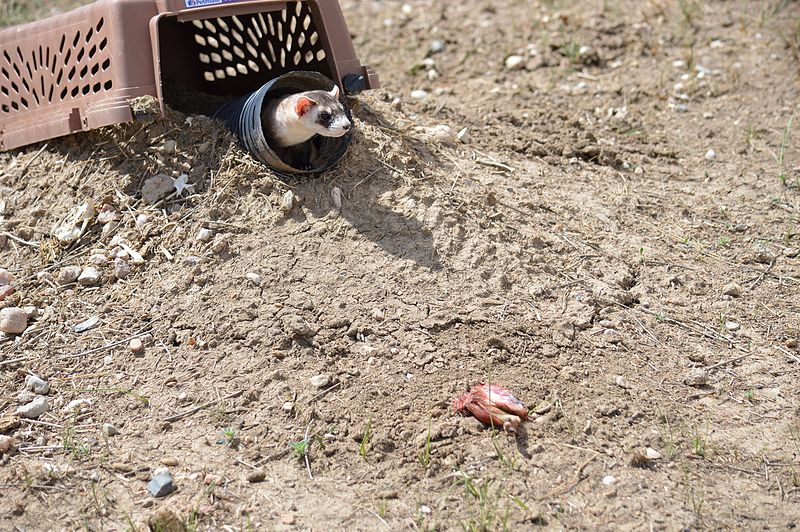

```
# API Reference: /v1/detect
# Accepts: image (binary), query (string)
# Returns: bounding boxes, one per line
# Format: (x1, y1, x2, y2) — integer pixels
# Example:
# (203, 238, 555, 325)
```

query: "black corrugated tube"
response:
(213, 71, 353, 174)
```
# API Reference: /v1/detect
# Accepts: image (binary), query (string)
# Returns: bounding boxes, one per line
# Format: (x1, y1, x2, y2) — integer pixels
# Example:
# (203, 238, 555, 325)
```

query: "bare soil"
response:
(2, 0, 800, 530)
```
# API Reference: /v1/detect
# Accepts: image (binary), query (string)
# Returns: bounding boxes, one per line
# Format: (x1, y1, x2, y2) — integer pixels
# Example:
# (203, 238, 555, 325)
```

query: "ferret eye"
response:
(319, 111, 332, 121)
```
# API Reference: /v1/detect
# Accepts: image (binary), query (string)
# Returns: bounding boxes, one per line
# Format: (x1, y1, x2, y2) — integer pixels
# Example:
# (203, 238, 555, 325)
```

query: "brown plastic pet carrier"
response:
(0, 0, 379, 152)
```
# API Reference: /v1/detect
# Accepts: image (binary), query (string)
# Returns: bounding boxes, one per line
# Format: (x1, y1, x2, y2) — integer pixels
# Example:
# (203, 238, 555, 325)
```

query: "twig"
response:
(304, 421, 313, 480)
(706, 352, 752, 371)
(542, 453, 599, 499)
(60, 329, 153, 358)
(310, 381, 342, 402)
(163, 390, 243, 422)
(475, 158, 514, 172)
(1, 232, 40, 247)
(364, 507, 392, 530)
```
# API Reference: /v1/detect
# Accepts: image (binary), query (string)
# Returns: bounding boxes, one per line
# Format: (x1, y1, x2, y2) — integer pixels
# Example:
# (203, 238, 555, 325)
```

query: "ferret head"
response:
(294, 85, 352, 138)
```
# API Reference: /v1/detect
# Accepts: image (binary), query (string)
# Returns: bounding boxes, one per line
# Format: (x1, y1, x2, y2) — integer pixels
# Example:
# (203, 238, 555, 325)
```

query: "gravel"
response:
(505, 55, 525, 70)
(77, 267, 102, 286)
(25, 375, 50, 395)
(16, 396, 49, 418)
(0, 307, 27, 334)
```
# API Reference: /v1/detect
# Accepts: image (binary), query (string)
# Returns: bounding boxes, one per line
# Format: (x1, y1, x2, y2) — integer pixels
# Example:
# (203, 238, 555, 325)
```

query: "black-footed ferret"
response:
(262, 85, 352, 169)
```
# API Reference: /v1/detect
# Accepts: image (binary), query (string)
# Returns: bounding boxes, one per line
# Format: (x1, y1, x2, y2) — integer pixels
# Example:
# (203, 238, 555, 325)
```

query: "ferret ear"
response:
(295, 96, 317, 117)
(329, 85, 340, 99)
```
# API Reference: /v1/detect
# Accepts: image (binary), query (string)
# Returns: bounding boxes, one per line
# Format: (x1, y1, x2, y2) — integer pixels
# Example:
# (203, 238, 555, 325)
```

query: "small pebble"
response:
(57, 265, 82, 284)
(281, 515, 295, 525)
(0, 268, 14, 285)
(456, 127, 469, 143)
(371, 308, 385, 321)
(725, 321, 739, 331)
(114, 259, 132, 280)
(0, 285, 16, 301)
(162, 457, 179, 467)
(280, 190, 295, 213)
(331, 187, 342, 210)
(505, 55, 525, 70)
(602, 475, 616, 486)
(685, 368, 708, 387)
(310, 374, 331, 389)
(672, 59, 687, 68)
(141, 174, 175, 205)
(0, 307, 27, 334)
(89, 253, 107, 265)
(0, 434, 13, 453)
(246, 272, 262, 286)
(130, 338, 144, 355)
(246, 468, 266, 483)
(147, 472, 176, 497)
(420, 505, 432, 515)
(722, 282, 742, 297)
(429, 40, 445, 54)
(77, 267, 102, 286)
(410, 89, 428, 99)
(204, 473, 223, 485)
(163, 140, 178, 154)
(210, 236, 229, 254)
(401, 3, 412, 15)
(196, 228, 214, 243)
(25, 375, 50, 395)
(674, 103, 689, 113)
(645, 448, 663, 460)
(705, 149, 717, 160)
(16, 396, 49, 419)
(703, 111, 714, 119)
(102, 423, 119, 436)
(73, 315, 101, 333)
(135, 214, 151, 227)
(282, 401, 294, 413)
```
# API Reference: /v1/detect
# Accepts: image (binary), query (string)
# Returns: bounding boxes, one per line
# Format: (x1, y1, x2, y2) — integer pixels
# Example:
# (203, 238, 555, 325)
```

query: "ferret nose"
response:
(343, 122, 351, 131)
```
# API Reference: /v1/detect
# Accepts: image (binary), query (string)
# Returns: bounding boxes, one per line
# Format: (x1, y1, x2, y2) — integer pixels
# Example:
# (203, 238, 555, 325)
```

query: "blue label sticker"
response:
(185, 0, 241, 8)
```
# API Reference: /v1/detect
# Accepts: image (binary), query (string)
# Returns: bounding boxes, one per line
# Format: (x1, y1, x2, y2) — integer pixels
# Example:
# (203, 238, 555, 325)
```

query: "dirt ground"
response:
(2, 0, 800, 529)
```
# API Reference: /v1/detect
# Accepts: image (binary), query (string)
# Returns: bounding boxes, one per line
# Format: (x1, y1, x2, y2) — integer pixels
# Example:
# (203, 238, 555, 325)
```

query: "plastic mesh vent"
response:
(189, 1, 327, 83)
(0, 17, 112, 115)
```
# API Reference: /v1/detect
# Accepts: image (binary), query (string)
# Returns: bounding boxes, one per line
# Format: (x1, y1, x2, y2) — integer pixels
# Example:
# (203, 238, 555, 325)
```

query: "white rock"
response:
(410, 89, 429, 99)
(0, 434, 12, 453)
(63, 398, 93, 413)
(420, 505, 432, 515)
(0, 268, 14, 286)
(602, 475, 616, 486)
(456, 127, 470, 143)
(16, 396, 48, 419)
(282, 401, 294, 413)
(725, 321, 740, 331)
(135, 214, 151, 227)
(246, 272, 262, 286)
(196, 228, 214, 242)
(705, 149, 717, 160)
(141, 174, 174, 205)
(429, 40, 445, 54)
(0, 307, 27, 334)
(672, 59, 687, 68)
(426, 69, 439, 81)
(331, 187, 342, 210)
(280, 190, 295, 213)
(505, 55, 525, 70)
(371, 308, 385, 321)
(77, 267, 102, 286)
(310, 374, 331, 389)
(57, 265, 82, 284)
(401, 3, 412, 15)
(25, 375, 50, 395)
(645, 447, 662, 460)
(102, 423, 120, 436)
(703, 112, 714, 119)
